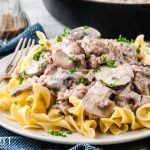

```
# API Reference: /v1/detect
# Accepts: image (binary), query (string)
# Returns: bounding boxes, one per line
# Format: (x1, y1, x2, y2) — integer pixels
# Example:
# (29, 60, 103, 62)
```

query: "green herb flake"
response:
(66, 131, 72, 134)
(95, 66, 101, 72)
(62, 26, 71, 36)
(117, 35, 134, 44)
(84, 26, 90, 29)
(18, 70, 26, 85)
(79, 76, 89, 85)
(56, 36, 62, 43)
(38, 62, 46, 69)
(100, 80, 117, 88)
(47, 129, 71, 137)
(136, 44, 141, 54)
(85, 52, 91, 60)
(70, 67, 79, 73)
(14, 101, 18, 105)
(103, 57, 115, 68)
(68, 56, 76, 61)
(33, 44, 46, 61)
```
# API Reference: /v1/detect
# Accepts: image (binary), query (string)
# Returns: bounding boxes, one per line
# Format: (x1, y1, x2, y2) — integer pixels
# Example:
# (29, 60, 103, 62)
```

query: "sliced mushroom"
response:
(43, 69, 78, 90)
(83, 82, 116, 117)
(69, 27, 101, 41)
(10, 81, 33, 96)
(66, 42, 83, 55)
(95, 64, 134, 87)
(52, 48, 74, 69)
(25, 60, 45, 77)
(116, 84, 142, 111)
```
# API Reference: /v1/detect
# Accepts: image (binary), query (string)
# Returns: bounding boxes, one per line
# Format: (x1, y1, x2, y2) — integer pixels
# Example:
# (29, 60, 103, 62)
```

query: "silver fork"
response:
(0, 38, 35, 83)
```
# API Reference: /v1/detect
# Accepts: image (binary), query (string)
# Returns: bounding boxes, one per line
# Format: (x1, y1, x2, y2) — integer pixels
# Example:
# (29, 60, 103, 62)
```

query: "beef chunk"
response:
(54, 100, 72, 115)
(133, 66, 150, 95)
(57, 84, 88, 100)
(83, 82, 116, 117)
(116, 84, 150, 111)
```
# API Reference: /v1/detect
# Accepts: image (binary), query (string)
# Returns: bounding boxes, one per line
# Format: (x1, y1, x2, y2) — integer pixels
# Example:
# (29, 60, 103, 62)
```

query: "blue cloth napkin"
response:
(0, 126, 104, 150)
(0, 23, 105, 150)
(0, 23, 46, 57)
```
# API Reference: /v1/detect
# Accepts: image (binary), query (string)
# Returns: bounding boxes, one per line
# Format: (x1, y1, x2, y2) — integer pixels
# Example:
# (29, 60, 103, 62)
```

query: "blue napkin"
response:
(0, 126, 104, 150)
(0, 23, 105, 150)
(0, 23, 46, 57)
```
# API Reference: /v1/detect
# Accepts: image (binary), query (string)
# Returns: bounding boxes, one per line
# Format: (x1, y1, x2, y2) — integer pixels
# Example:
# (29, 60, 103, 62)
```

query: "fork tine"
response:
(26, 39, 35, 56)
(31, 39, 35, 48)
(5, 38, 23, 73)
(0, 38, 35, 83)
(10, 39, 35, 74)
(9, 38, 27, 74)
(24, 39, 32, 56)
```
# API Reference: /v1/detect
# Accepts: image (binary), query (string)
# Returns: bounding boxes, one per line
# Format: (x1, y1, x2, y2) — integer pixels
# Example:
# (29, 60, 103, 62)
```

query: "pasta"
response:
(136, 103, 150, 128)
(100, 107, 143, 135)
(0, 27, 150, 138)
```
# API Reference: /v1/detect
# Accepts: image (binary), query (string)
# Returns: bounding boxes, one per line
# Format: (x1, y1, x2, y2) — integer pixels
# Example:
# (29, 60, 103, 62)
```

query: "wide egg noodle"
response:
(10, 103, 38, 128)
(136, 103, 150, 128)
(68, 96, 84, 126)
(81, 120, 97, 138)
(31, 83, 51, 113)
(134, 34, 150, 65)
(100, 106, 143, 135)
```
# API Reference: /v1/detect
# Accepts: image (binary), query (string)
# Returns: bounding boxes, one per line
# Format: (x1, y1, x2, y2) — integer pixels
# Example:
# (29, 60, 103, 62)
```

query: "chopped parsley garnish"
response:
(85, 52, 91, 60)
(18, 70, 26, 85)
(79, 76, 89, 85)
(62, 26, 71, 36)
(117, 35, 134, 44)
(100, 80, 117, 88)
(14, 101, 18, 105)
(47, 129, 71, 137)
(56, 35, 62, 42)
(68, 56, 76, 61)
(84, 26, 90, 29)
(38, 62, 46, 69)
(33, 44, 46, 61)
(136, 44, 141, 54)
(95, 65, 101, 72)
(103, 57, 115, 68)
(70, 67, 79, 73)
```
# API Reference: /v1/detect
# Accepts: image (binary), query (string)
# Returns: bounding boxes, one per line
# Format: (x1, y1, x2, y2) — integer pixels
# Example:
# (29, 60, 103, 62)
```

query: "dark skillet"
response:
(42, 0, 150, 40)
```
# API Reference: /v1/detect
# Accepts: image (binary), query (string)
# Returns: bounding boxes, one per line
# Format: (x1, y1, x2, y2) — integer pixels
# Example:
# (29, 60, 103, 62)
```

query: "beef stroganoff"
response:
(0, 27, 150, 138)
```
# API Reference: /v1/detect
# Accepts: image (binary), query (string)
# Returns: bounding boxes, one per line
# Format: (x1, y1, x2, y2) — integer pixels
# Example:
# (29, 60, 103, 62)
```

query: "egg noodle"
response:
(0, 32, 150, 138)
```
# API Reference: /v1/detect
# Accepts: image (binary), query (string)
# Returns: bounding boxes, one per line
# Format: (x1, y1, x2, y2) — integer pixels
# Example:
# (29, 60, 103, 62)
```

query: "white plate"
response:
(0, 54, 150, 145)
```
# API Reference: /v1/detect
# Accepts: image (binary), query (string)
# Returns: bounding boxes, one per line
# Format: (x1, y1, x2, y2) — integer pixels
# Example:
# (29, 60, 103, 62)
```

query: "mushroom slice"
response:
(69, 27, 101, 41)
(95, 64, 134, 87)
(10, 81, 33, 96)
(52, 48, 74, 69)
(83, 82, 116, 117)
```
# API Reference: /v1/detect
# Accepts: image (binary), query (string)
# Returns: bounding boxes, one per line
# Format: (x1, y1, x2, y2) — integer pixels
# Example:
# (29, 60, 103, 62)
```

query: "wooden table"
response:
(21, 0, 150, 150)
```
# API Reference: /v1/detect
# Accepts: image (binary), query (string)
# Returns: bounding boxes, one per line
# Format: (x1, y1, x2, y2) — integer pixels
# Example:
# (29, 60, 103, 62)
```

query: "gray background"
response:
(22, 0, 64, 38)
